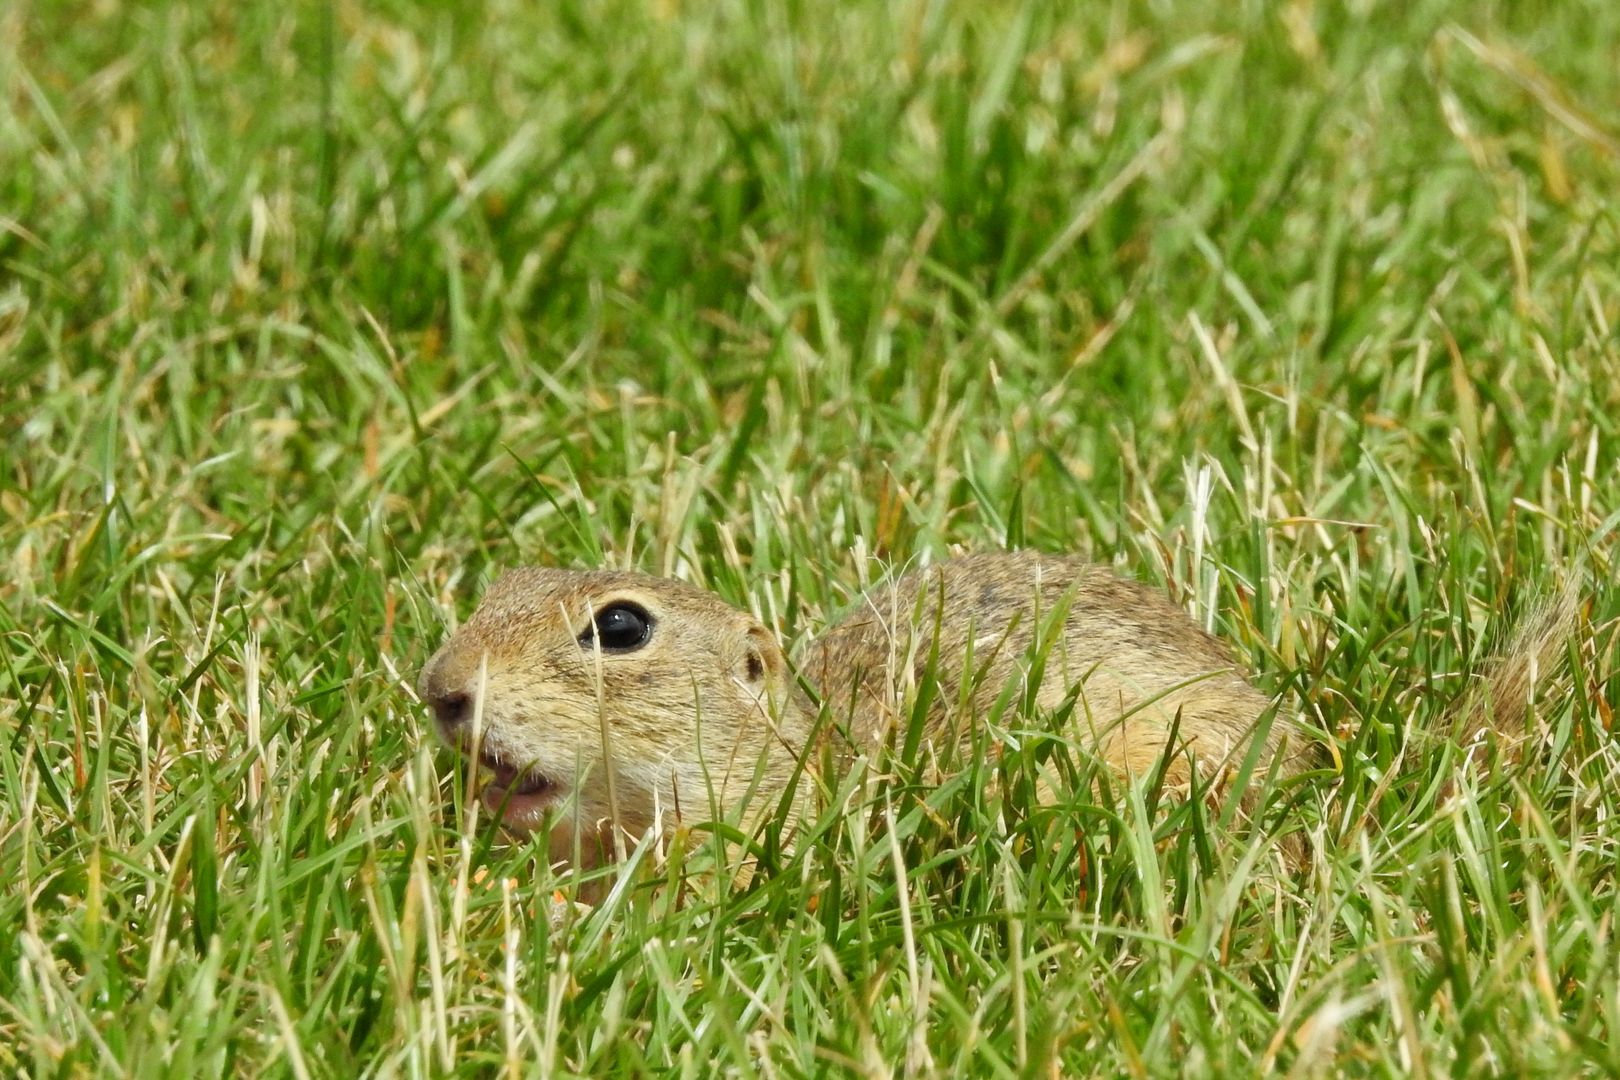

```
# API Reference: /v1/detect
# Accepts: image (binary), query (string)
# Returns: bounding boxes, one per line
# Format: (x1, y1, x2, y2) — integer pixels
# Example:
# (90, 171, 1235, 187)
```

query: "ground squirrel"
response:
(417, 551, 1572, 872)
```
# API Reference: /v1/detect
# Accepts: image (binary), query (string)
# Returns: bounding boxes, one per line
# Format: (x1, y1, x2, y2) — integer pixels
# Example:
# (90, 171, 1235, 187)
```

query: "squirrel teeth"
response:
(508, 770, 553, 796)
(478, 751, 553, 796)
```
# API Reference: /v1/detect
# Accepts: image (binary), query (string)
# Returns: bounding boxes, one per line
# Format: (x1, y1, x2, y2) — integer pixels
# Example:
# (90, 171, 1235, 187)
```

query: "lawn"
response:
(3, 0, 1619, 1074)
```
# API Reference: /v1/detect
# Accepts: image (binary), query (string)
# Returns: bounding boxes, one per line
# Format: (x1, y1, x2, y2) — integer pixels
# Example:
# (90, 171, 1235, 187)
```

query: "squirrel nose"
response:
(427, 689, 466, 731)
(428, 688, 471, 729)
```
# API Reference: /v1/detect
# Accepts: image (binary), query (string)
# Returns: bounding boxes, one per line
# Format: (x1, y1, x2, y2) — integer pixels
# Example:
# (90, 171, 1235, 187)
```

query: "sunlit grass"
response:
(3, 0, 1619, 1074)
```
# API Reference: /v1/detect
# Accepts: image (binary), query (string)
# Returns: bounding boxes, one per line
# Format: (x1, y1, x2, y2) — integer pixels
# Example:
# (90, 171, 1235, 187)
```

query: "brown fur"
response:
(419, 553, 1587, 874)
(805, 553, 1306, 781)
(418, 552, 1315, 869)
(1445, 582, 1584, 750)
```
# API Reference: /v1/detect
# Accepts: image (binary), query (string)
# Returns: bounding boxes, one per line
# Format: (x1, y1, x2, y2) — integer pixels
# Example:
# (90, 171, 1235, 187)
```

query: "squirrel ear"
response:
(742, 623, 785, 686)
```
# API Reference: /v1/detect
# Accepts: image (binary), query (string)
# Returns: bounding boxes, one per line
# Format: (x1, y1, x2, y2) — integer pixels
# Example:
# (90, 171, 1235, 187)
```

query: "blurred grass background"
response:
(3, 0, 1619, 1074)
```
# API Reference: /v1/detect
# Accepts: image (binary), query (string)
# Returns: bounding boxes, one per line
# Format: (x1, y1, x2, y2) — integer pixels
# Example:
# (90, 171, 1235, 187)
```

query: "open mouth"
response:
(477, 750, 562, 827)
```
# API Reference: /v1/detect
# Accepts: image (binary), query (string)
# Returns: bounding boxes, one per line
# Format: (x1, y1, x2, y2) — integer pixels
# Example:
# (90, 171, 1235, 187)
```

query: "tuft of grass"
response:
(3, 0, 1620, 1074)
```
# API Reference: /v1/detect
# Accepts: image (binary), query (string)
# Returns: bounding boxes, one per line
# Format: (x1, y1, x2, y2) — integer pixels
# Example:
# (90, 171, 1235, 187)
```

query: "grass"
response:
(3, 0, 1620, 1074)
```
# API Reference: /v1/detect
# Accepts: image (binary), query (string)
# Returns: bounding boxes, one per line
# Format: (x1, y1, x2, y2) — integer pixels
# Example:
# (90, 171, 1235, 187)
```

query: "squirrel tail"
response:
(1445, 579, 1584, 748)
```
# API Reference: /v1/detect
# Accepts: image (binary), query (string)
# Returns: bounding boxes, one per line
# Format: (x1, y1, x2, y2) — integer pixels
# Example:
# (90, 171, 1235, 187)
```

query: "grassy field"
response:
(4, 0, 1620, 1074)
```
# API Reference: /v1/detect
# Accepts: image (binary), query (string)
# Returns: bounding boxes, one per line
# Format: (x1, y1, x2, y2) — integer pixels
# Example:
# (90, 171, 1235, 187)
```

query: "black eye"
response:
(580, 602, 652, 653)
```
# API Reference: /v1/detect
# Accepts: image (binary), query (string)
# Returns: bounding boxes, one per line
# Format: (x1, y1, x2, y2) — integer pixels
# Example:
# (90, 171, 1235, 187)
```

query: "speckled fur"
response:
(418, 552, 1313, 868)
(805, 553, 1305, 783)
(1446, 583, 1584, 750)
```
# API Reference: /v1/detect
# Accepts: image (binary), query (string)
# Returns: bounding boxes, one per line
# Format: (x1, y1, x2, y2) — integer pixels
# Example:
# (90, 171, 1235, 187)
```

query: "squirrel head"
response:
(418, 567, 804, 867)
